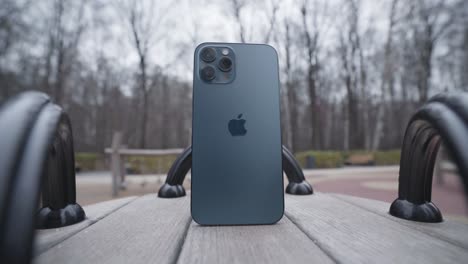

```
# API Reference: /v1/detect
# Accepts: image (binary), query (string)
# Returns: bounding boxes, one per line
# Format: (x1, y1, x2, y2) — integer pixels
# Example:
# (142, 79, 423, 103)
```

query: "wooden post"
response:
(157, 157, 162, 175)
(111, 132, 122, 197)
(120, 156, 126, 187)
(119, 144, 127, 189)
(435, 146, 445, 186)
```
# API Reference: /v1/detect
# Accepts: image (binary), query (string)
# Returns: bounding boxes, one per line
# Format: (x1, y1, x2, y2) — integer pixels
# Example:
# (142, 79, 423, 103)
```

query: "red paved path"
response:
(305, 166, 468, 221)
(76, 166, 468, 222)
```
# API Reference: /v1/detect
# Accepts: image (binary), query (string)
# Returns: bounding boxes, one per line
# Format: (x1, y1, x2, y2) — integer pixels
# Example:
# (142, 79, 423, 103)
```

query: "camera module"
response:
(200, 65, 216, 81)
(200, 47, 216, 62)
(218, 57, 232, 72)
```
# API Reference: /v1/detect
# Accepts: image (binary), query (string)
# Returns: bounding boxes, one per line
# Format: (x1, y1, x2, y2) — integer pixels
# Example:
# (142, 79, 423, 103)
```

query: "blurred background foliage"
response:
(1, 0, 467, 170)
(74, 150, 400, 172)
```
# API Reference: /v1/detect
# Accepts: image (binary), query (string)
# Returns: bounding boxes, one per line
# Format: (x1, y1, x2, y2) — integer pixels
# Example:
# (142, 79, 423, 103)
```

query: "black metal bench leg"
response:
(282, 146, 314, 195)
(158, 146, 192, 198)
(0, 92, 86, 263)
(36, 114, 85, 229)
(158, 145, 313, 198)
(390, 93, 468, 223)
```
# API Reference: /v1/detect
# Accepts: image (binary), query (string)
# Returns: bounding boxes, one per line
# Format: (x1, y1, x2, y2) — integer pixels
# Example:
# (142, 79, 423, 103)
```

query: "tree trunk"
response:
(161, 76, 170, 148)
(138, 55, 148, 148)
(286, 81, 297, 152)
(307, 65, 320, 150)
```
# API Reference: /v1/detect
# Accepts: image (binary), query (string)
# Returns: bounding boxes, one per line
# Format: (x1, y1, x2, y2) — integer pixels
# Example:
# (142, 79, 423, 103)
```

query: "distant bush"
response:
(75, 152, 178, 173)
(342, 150, 372, 160)
(295, 149, 400, 169)
(374, 150, 401, 165)
(75, 149, 401, 172)
(126, 155, 178, 174)
(75, 152, 101, 171)
(295, 151, 344, 169)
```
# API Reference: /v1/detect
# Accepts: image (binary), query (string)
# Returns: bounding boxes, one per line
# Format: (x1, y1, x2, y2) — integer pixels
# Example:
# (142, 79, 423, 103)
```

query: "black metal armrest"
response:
(0, 91, 85, 263)
(390, 92, 468, 223)
(158, 145, 313, 198)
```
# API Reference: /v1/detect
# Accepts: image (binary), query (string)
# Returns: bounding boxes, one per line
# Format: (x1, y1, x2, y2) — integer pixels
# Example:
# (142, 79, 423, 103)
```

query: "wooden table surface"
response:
(33, 193, 468, 264)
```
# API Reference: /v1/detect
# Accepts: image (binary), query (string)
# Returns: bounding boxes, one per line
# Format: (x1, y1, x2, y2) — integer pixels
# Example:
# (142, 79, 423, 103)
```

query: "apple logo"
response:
(228, 114, 247, 136)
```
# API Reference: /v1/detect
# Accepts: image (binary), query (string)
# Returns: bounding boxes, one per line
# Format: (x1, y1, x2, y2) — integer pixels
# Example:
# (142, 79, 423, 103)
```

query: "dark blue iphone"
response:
(191, 43, 284, 225)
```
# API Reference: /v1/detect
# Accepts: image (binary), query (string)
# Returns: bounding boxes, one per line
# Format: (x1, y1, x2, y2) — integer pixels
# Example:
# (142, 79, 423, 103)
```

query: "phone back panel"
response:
(191, 43, 284, 225)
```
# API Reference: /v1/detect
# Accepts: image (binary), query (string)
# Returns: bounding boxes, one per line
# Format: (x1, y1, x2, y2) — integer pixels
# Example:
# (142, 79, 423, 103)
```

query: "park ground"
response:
(75, 166, 468, 223)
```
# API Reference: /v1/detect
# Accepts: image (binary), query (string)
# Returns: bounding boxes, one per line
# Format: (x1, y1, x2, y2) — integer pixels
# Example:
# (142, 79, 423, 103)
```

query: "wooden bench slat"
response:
(331, 193, 468, 250)
(285, 193, 468, 264)
(34, 196, 137, 255)
(104, 148, 184, 155)
(177, 217, 333, 264)
(34, 195, 191, 264)
(34, 193, 468, 263)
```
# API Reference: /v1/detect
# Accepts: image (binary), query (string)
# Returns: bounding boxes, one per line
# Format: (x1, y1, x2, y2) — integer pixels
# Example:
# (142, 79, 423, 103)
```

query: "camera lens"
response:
(200, 65, 215, 81)
(200, 47, 216, 62)
(218, 57, 232, 72)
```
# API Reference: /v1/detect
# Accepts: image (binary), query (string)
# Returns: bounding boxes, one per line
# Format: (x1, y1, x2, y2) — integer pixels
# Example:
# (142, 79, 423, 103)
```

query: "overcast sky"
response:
(73, 0, 391, 88)
(11, 0, 458, 98)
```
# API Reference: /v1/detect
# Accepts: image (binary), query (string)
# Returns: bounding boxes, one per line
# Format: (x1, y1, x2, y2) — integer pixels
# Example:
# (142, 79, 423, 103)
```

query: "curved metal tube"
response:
(158, 146, 192, 198)
(0, 92, 49, 226)
(390, 93, 468, 223)
(36, 113, 85, 229)
(0, 92, 85, 263)
(282, 146, 314, 195)
(429, 93, 468, 124)
(158, 145, 313, 198)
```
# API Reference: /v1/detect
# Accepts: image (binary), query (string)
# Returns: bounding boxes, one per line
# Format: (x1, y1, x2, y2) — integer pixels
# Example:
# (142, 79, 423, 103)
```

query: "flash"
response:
(221, 48, 229, 55)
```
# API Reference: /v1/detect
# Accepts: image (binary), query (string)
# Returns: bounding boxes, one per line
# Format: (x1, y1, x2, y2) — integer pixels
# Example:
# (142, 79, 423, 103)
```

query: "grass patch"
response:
(75, 152, 178, 173)
(295, 149, 401, 168)
(76, 149, 402, 172)
(75, 152, 101, 171)
(374, 150, 401, 165)
(126, 155, 179, 174)
(295, 151, 344, 168)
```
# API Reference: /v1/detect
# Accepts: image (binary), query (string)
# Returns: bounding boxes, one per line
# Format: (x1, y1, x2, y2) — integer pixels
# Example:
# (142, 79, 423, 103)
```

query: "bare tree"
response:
(372, 0, 399, 150)
(230, 0, 247, 43)
(337, 0, 363, 150)
(40, 0, 86, 105)
(261, 0, 280, 44)
(461, 28, 468, 90)
(1, 0, 467, 155)
(408, 0, 455, 103)
(129, 0, 150, 148)
(118, 0, 171, 148)
(300, 0, 331, 150)
(459, 1, 468, 90)
(229, 0, 279, 44)
(0, 0, 31, 98)
(0, 0, 30, 58)
(280, 19, 297, 151)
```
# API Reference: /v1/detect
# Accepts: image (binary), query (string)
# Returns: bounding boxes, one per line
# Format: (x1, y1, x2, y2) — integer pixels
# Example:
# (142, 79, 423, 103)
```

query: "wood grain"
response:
(177, 217, 333, 264)
(34, 193, 468, 264)
(285, 193, 468, 263)
(332, 193, 468, 250)
(34, 195, 191, 264)
(34, 196, 137, 255)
